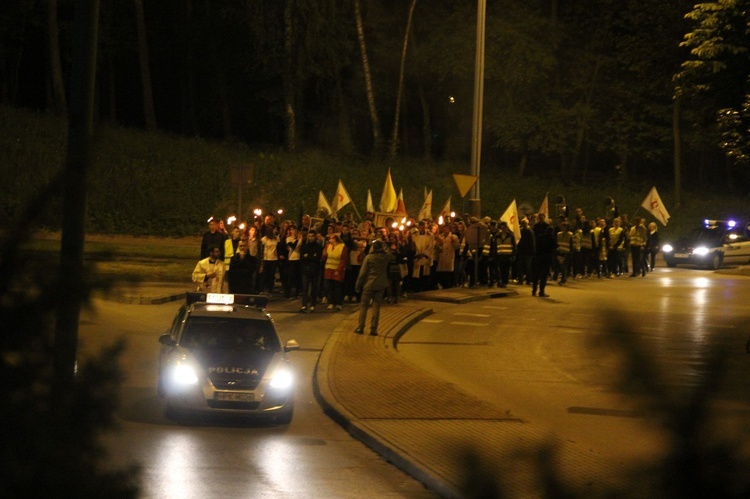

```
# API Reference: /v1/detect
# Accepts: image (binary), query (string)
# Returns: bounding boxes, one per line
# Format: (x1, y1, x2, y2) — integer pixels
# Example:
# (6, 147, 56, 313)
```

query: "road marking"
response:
(420, 319, 444, 324)
(481, 306, 508, 310)
(453, 312, 491, 317)
(450, 321, 489, 327)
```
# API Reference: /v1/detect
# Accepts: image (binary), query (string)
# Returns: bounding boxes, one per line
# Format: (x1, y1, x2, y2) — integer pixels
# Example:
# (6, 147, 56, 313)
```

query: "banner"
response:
(500, 199, 521, 240)
(331, 179, 352, 215)
(640, 186, 671, 226)
(418, 189, 433, 221)
(379, 168, 398, 212)
(317, 190, 332, 216)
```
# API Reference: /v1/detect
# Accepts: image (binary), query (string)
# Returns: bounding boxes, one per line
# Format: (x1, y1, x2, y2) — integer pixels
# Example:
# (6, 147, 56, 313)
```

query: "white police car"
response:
(662, 220, 750, 269)
(158, 293, 299, 423)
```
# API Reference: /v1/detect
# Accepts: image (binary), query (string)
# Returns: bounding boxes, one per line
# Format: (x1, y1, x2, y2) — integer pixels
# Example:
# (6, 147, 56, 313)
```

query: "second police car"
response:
(158, 292, 299, 423)
(662, 219, 750, 269)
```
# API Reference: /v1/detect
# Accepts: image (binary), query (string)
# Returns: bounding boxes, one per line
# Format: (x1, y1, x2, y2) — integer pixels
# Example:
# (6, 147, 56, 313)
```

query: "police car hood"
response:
(190, 347, 278, 384)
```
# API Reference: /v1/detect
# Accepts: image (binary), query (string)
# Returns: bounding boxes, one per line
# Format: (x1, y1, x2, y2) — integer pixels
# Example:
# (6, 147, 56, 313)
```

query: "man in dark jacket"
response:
(532, 216, 557, 298)
(201, 218, 228, 259)
(227, 239, 257, 294)
(299, 229, 323, 313)
(355, 240, 390, 336)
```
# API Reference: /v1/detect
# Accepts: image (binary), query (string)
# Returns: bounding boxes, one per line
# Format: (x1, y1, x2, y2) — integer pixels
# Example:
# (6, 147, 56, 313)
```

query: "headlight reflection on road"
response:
(154, 433, 195, 498)
(692, 277, 710, 289)
(257, 439, 296, 494)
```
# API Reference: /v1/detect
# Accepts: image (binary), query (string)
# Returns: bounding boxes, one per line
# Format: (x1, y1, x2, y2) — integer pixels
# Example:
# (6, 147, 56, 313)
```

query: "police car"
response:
(158, 292, 299, 423)
(662, 220, 750, 270)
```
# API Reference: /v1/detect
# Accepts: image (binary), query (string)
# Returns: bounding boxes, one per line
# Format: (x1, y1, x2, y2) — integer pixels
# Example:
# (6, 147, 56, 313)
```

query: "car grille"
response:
(207, 400, 261, 410)
(210, 378, 260, 390)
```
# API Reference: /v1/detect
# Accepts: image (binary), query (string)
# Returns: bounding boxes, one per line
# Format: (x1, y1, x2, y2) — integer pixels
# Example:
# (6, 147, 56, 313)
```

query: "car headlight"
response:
(693, 246, 709, 256)
(662, 244, 673, 253)
(172, 364, 199, 385)
(269, 369, 294, 390)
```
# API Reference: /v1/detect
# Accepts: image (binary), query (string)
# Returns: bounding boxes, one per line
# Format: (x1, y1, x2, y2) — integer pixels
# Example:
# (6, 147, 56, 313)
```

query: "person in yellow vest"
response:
(571, 219, 583, 278)
(555, 222, 573, 285)
(495, 221, 516, 287)
(579, 218, 593, 277)
(628, 216, 648, 277)
(322, 233, 349, 311)
(607, 217, 625, 278)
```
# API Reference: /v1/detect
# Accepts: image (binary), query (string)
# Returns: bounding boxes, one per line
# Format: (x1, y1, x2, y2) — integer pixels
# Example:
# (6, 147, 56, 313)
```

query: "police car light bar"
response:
(186, 292, 269, 308)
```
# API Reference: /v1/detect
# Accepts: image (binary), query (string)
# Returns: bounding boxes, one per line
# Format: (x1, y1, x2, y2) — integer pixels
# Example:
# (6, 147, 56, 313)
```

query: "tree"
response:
(388, 0, 418, 161)
(133, 0, 156, 130)
(676, 0, 750, 172)
(48, 0, 67, 115)
(354, 0, 383, 155)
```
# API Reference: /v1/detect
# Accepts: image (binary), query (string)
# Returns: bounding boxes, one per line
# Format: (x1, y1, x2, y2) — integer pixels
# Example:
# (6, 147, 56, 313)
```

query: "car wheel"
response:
(164, 401, 182, 421)
(707, 254, 722, 270)
(666, 260, 677, 268)
(275, 408, 294, 425)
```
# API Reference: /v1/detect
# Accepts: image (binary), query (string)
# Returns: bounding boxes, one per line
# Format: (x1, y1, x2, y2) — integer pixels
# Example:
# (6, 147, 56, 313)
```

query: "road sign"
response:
(452, 174, 478, 198)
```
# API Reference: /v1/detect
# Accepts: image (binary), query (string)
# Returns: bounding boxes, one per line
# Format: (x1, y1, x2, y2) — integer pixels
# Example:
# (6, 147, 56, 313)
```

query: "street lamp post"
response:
(469, 0, 486, 218)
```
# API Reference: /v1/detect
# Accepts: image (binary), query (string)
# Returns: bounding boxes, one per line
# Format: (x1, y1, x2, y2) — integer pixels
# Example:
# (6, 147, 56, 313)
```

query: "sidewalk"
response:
(314, 287, 628, 498)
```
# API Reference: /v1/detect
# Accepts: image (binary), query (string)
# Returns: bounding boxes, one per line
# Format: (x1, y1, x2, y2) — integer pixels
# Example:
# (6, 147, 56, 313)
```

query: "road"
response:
(79, 267, 750, 497)
(398, 267, 750, 469)
(79, 300, 437, 499)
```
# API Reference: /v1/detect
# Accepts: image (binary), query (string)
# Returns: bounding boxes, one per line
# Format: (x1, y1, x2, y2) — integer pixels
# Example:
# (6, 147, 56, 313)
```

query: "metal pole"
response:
(469, 0, 486, 218)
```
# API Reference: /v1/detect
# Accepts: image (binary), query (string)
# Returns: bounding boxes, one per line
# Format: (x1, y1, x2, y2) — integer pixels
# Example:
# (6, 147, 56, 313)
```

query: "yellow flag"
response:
(379, 168, 398, 212)
(500, 199, 521, 240)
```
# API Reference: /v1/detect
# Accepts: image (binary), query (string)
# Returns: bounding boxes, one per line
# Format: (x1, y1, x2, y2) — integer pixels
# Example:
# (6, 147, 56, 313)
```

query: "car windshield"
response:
(686, 228, 724, 246)
(180, 317, 280, 352)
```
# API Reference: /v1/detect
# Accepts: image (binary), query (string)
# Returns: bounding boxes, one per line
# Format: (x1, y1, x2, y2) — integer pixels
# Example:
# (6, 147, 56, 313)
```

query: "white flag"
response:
(331, 179, 352, 215)
(539, 193, 549, 221)
(379, 168, 398, 213)
(317, 190, 332, 216)
(641, 186, 671, 226)
(418, 190, 433, 221)
(366, 189, 375, 213)
(439, 196, 451, 216)
(500, 199, 521, 240)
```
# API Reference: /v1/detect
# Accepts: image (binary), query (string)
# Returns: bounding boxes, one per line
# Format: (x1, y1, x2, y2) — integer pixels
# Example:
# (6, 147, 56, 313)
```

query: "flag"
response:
(439, 196, 451, 216)
(641, 186, 671, 226)
(379, 168, 398, 212)
(418, 189, 433, 221)
(539, 193, 549, 221)
(331, 179, 352, 215)
(424, 186, 429, 202)
(395, 188, 407, 215)
(317, 190, 332, 216)
(366, 189, 375, 213)
(500, 199, 521, 240)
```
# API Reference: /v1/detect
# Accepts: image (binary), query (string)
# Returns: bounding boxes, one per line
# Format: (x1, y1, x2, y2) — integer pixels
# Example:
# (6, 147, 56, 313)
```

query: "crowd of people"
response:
(191, 207, 662, 308)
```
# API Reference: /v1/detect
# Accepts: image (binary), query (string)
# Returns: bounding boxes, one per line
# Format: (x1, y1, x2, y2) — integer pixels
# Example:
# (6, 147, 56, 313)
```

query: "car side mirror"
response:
(159, 333, 176, 347)
(284, 339, 300, 352)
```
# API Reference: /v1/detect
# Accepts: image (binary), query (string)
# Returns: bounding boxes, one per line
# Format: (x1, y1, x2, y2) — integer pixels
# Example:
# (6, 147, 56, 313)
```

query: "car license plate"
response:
(215, 392, 254, 402)
(674, 253, 689, 258)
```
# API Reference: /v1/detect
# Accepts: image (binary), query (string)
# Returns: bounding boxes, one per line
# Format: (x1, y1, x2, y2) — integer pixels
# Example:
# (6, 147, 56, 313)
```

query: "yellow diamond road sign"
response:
(452, 174, 478, 198)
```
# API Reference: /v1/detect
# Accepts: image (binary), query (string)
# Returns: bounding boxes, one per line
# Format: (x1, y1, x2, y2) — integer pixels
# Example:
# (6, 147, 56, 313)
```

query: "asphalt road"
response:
(398, 267, 750, 470)
(79, 300, 437, 499)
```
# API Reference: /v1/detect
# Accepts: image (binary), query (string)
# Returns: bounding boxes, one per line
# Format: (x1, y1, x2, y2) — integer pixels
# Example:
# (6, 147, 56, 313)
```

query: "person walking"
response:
(495, 221, 516, 287)
(646, 222, 660, 271)
(192, 245, 225, 292)
(355, 240, 390, 336)
(322, 233, 348, 311)
(299, 229, 323, 313)
(629, 216, 648, 277)
(532, 216, 556, 297)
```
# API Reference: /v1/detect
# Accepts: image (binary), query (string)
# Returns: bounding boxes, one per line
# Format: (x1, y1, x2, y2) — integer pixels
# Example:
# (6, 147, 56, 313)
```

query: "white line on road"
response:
(450, 321, 489, 327)
(453, 312, 491, 317)
(420, 319, 444, 324)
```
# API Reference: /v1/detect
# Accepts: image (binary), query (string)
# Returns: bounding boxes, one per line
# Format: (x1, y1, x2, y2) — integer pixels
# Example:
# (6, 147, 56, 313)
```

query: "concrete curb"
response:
(313, 308, 463, 499)
(99, 290, 188, 305)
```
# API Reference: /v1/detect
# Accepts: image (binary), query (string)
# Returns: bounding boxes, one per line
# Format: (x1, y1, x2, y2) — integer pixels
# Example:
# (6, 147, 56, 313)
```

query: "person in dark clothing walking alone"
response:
(532, 215, 556, 298)
(355, 240, 390, 336)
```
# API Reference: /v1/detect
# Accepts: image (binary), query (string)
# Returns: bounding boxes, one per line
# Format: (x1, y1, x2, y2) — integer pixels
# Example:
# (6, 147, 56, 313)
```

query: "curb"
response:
(100, 291, 188, 305)
(313, 308, 463, 499)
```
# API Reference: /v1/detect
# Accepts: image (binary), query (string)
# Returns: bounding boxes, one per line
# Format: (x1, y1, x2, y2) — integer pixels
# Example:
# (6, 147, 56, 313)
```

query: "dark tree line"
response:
(2, 0, 749, 192)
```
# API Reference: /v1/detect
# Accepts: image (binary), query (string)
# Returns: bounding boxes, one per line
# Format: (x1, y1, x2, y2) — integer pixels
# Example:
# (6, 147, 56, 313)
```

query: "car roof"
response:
(183, 293, 274, 322)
